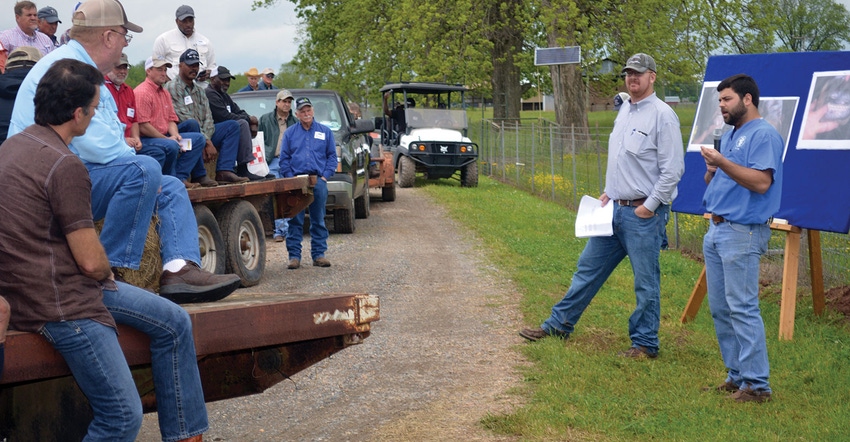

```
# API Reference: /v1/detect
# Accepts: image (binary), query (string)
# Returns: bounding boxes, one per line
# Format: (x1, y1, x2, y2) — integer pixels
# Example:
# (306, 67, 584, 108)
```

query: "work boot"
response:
(236, 163, 268, 181)
(730, 388, 772, 403)
(215, 170, 249, 184)
(313, 257, 331, 267)
(617, 346, 658, 359)
(192, 175, 218, 187)
(287, 258, 301, 269)
(518, 327, 568, 342)
(159, 262, 241, 304)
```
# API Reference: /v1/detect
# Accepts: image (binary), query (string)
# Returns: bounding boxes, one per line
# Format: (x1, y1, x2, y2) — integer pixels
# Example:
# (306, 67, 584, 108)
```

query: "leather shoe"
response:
(182, 179, 201, 189)
(274, 236, 284, 242)
(215, 170, 249, 184)
(192, 175, 218, 187)
(159, 262, 241, 304)
(313, 257, 331, 267)
(617, 346, 658, 359)
(519, 327, 568, 342)
(702, 381, 739, 393)
(287, 258, 301, 269)
(730, 388, 771, 403)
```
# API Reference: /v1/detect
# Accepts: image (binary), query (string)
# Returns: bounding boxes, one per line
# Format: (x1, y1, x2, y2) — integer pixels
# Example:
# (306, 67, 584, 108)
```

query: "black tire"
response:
(381, 184, 396, 202)
(355, 189, 370, 219)
(193, 205, 226, 275)
(461, 161, 479, 187)
(399, 155, 415, 188)
(216, 201, 266, 287)
(334, 205, 355, 233)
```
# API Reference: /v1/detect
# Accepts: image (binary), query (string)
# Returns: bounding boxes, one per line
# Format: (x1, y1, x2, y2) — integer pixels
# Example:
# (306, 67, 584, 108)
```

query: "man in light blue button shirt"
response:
(520, 53, 685, 359)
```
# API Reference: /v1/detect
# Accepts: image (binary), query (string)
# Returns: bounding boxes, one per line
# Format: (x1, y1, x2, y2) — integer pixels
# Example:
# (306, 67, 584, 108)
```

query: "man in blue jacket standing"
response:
(279, 97, 336, 269)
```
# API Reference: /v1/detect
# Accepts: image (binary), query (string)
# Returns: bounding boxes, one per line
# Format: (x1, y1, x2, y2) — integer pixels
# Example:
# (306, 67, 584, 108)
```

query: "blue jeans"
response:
(138, 137, 179, 177)
(269, 157, 289, 238)
(542, 204, 668, 353)
(286, 178, 328, 260)
(86, 154, 201, 268)
(703, 221, 771, 392)
(175, 131, 207, 181)
(40, 282, 208, 441)
(210, 120, 241, 172)
(233, 118, 257, 165)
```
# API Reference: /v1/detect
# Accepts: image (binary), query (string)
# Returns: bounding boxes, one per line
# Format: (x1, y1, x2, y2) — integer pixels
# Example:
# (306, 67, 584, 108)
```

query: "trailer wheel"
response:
(334, 203, 355, 234)
(355, 191, 370, 219)
(381, 184, 396, 202)
(398, 155, 415, 188)
(461, 161, 478, 187)
(194, 205, 225, 275)
(216, 201, 266, 287)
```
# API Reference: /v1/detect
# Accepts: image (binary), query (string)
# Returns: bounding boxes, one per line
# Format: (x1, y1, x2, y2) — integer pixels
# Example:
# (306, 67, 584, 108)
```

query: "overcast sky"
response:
(0, 0, 301, 75)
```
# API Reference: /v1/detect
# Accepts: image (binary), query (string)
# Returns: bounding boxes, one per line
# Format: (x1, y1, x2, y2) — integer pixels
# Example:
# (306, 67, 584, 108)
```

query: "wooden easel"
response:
(679, 215, 825, 340)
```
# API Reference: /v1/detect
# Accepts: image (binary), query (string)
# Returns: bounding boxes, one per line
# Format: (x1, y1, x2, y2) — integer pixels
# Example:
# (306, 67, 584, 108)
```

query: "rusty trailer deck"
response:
(0, 292, 379, 440)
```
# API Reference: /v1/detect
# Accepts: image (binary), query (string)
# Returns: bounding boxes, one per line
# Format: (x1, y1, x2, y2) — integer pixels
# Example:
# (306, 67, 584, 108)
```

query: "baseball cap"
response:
(179, 48, 201, 65)
(117, 52, 130, 67)
(72, 0, 142, 33)
(261, 67, 274, 77)
(5, 46, 42, 70)
(277, 89, 294, 101)
(613, 92, 629, 110)
(622, 53, 656, 73)
(38, 6, 62, 23)
(295, 97, 312, 110)
(145, 56, 171, 70)
(214, 66, 233, 80)
(175, 5, 194, 20)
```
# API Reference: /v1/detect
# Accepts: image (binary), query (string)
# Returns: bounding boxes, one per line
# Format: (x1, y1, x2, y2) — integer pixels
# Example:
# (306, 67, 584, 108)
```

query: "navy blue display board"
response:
(672, 51, 850, 234)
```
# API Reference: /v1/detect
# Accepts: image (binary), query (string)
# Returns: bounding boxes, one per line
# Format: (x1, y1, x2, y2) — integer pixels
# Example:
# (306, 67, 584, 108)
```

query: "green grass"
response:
(421, 176, 850, 441)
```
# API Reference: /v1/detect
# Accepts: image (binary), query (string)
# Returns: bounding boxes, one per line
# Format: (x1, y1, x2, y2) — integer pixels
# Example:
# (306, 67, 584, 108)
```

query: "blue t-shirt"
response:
(703, 118, 783, 224)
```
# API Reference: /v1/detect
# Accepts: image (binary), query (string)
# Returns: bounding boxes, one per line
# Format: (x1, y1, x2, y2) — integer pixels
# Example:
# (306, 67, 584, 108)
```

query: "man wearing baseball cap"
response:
(520, 52, 684, 361)
(259, 67, 277, 90)
(153, 4, 217, 84)
(8, 4, 247, 439)
(37, 6, 62, 49)
(259, 88, 298, 241)
(280, 97, 337, 269)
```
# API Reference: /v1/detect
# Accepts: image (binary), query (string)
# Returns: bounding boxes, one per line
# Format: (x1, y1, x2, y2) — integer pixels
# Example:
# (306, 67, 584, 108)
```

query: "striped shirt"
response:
(164, 78, 216, 139)
(0, 26, 54, 56)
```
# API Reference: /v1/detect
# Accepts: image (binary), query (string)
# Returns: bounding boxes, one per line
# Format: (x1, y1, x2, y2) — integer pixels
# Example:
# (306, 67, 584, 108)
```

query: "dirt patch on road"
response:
(139, 187, 528, 441)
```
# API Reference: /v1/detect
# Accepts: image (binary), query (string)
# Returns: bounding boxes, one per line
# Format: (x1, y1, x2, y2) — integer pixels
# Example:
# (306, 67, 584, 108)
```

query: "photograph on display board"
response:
(687, 82, 730, 152)
(797, 71, 850, 149)
(759, 97, 799, 161)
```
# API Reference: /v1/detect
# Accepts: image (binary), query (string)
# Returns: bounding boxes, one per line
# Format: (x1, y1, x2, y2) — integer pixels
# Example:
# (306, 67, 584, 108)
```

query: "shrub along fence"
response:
(473, 118, 850, 291)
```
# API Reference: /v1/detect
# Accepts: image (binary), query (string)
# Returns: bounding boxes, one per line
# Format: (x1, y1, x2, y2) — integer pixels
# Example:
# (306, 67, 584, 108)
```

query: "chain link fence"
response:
(472, 118, 850, 291)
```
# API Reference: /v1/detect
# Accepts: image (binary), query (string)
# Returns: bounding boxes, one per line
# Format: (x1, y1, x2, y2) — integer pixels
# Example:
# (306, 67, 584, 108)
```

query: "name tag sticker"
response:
(127, 108, 135, 118)
(315, 132, 325, 140)
(226, 105, 231, 112)
(184, 96, 194, 106)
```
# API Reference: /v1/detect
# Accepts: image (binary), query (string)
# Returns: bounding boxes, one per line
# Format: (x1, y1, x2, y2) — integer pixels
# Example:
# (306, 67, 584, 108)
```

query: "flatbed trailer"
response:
(186, 175, 316, 287)
(0, 291, 380, 440)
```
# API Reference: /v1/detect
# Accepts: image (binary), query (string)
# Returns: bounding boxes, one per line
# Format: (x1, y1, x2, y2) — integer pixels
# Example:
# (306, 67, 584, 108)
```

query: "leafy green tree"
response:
(774, 0, 850, 52)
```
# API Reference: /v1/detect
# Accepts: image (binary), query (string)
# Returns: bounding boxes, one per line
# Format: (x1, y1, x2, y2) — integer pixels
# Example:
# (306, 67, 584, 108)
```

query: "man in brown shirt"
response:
(0, 58, 207, 442)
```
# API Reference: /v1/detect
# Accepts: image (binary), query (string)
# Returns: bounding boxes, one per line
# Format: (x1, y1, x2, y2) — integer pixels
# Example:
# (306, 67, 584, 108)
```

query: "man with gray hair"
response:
(9, 0, 241, 303)
(36, 5, 61, 48)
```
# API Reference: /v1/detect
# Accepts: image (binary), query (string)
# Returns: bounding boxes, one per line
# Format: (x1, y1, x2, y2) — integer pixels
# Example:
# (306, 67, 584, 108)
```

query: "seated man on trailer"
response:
(0, 57, 207, 442)
(9, 0, 242, 303)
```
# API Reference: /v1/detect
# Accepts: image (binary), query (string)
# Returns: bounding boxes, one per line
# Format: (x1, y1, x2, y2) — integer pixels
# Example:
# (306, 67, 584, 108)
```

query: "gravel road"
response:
(138, 186, 526, 441)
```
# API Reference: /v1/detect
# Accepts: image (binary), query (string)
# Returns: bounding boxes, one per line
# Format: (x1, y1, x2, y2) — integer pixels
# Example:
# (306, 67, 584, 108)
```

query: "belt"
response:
(711, 214, 726, 224)
(615, 198, 646, 207)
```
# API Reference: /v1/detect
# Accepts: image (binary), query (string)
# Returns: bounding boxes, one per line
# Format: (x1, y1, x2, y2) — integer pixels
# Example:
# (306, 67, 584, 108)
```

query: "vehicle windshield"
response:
(404, 108, 467, 130)
(232, 93, 344, 132)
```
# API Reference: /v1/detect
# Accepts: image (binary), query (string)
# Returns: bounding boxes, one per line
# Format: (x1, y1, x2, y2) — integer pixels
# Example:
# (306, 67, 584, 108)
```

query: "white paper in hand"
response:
(575, 195, 614, 238)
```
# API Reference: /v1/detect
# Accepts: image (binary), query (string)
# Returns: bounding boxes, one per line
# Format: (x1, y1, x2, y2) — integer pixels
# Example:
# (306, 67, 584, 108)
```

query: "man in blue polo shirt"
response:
(700, 73, 783, 404)
(279, 97, 337, 269)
